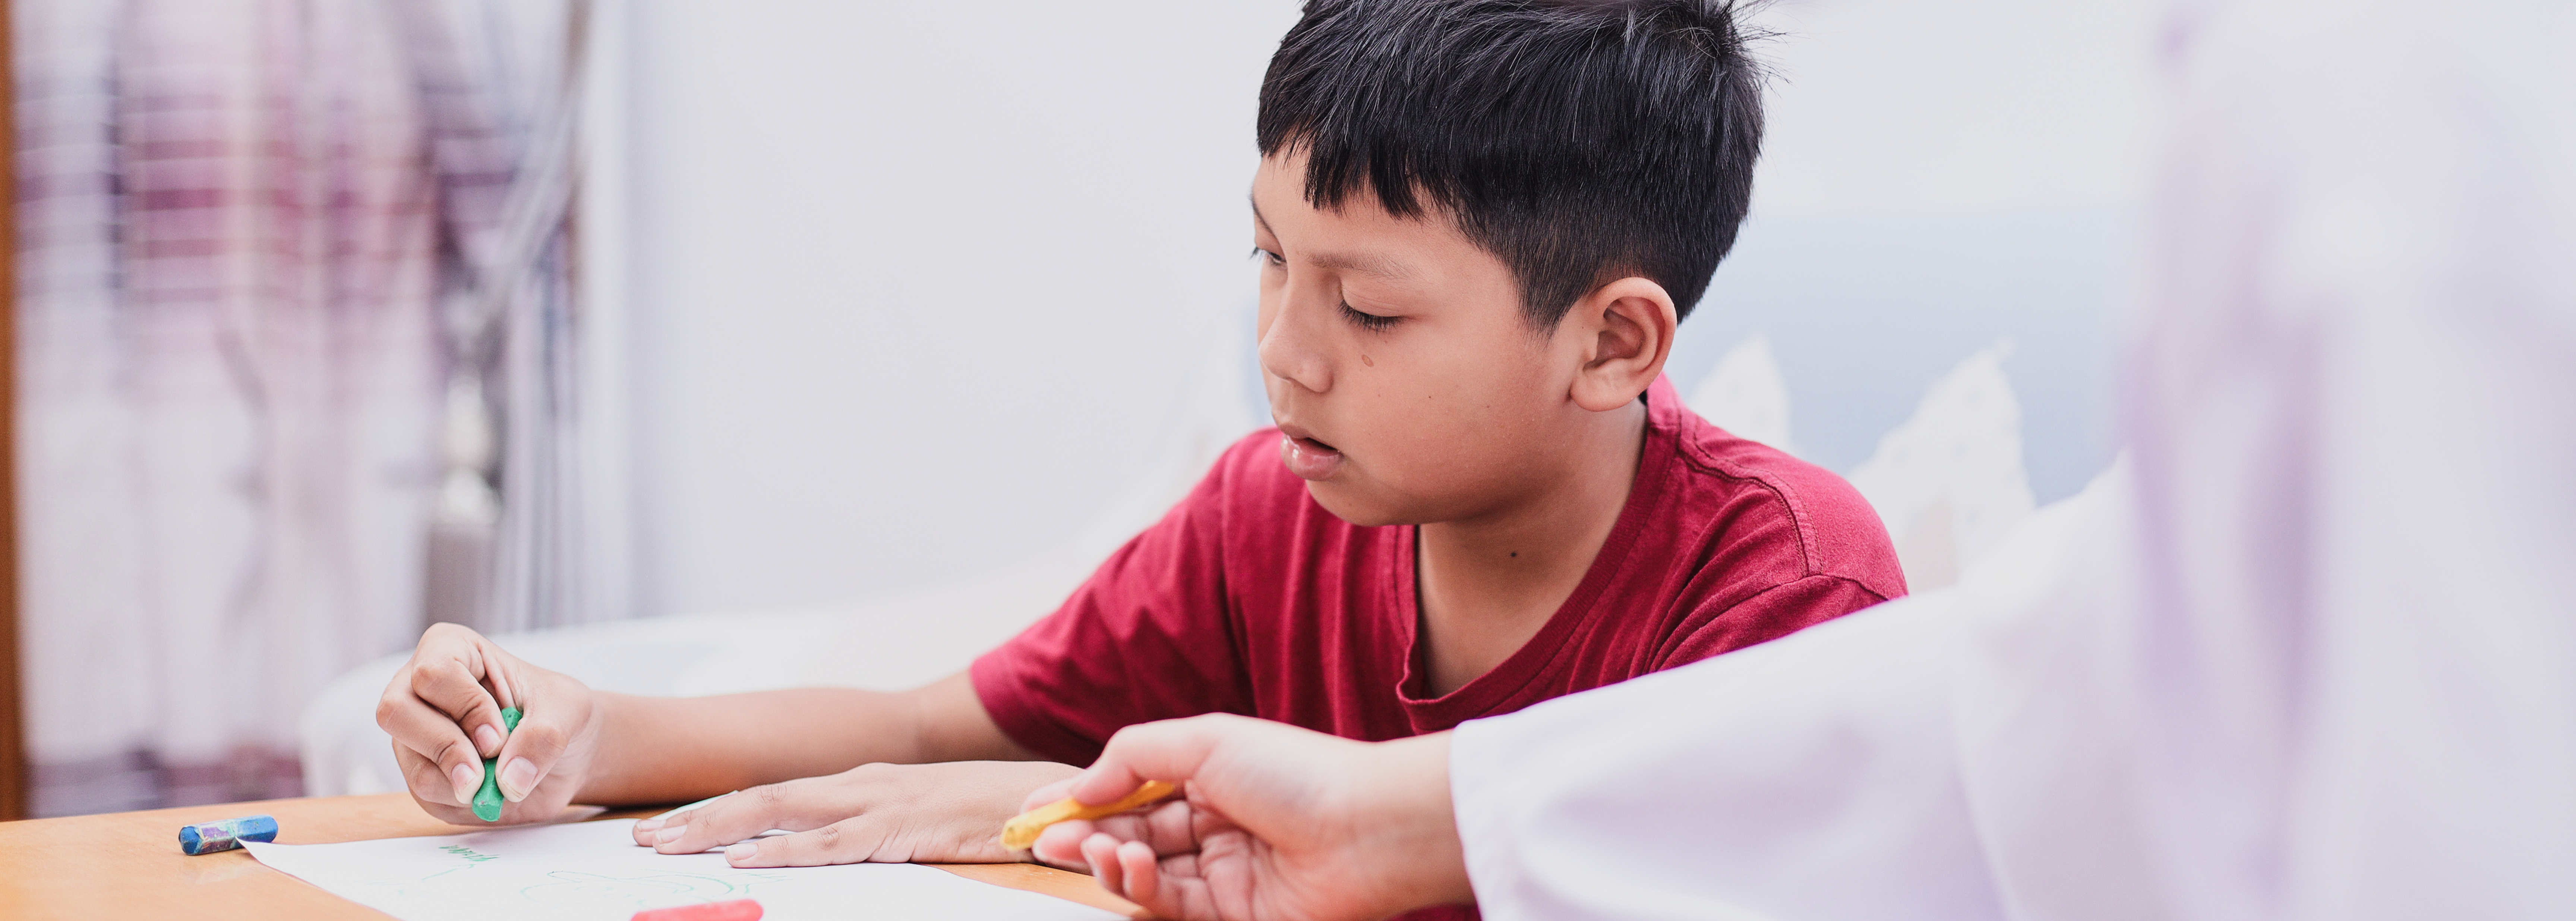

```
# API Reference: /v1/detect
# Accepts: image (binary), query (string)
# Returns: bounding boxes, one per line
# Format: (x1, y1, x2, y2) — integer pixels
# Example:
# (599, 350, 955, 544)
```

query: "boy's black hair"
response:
(1259, 0, 1765, 327)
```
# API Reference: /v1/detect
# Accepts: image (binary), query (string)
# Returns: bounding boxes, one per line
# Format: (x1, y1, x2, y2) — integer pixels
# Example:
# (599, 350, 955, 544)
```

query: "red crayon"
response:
(631, 899, 763, 921)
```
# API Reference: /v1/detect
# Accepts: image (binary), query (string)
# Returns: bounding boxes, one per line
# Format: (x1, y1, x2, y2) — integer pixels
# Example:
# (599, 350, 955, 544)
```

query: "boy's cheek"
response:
(1298, 433, 1427, 525)
(1303, 430, 1482, 527)
(1302, 361, 1541, 524)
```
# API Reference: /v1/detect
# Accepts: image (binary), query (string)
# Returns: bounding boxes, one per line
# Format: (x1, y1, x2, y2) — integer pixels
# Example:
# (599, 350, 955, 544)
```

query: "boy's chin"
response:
(1302, 480, 1420, 529)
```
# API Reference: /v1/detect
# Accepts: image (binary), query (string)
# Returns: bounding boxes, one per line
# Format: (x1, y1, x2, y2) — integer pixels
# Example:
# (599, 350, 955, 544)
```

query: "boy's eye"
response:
(1250, 247, 1286, 267)
(1339, 301, 1399, 332)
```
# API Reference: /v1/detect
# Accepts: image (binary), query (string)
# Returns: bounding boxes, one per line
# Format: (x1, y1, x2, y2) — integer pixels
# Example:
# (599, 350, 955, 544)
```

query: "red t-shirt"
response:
(973, 377, 1901, 918)
(973, 376, 1906, 761)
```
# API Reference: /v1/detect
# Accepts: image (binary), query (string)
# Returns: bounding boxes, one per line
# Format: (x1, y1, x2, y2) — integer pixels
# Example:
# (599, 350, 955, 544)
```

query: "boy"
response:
(378, 0, 1901, 914)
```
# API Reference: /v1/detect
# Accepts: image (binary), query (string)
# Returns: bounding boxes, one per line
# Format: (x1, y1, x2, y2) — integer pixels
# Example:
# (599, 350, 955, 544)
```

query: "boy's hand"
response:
(376, 623, 602, 824)
(635, 760, 1083, 864)
(1024, 715, 1472, 921)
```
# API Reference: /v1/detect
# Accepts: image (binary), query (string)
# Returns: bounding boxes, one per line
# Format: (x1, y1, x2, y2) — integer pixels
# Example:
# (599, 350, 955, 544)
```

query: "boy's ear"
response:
(1567, 276, 1678, 412)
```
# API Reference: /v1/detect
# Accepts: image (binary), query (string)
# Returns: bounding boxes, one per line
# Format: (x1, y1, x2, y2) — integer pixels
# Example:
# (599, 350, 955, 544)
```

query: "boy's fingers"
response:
(409, 654, 511, 758)
(392, 741, 482, 820)
(378, 686, 486, 805)
(638, 808, 703, 848)
(491, 698, 580, 802)
(654, 783, 814, 854)
(720, 817, 888, 867)
(392, 743, 457, 805)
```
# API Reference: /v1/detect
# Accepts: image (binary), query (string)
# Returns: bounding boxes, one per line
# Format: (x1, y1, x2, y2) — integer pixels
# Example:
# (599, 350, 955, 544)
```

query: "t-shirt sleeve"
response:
(969, 457, 1251, 766)
(1655, 574, 1894, 670)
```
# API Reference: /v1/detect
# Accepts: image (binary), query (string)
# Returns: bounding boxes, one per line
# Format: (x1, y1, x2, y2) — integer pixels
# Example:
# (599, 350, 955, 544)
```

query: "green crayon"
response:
(472, 706, 523, 822)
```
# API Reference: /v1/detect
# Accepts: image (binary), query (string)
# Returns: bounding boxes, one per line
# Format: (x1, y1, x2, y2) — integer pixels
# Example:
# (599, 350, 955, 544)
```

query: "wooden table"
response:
(0, 792, 1145, 920)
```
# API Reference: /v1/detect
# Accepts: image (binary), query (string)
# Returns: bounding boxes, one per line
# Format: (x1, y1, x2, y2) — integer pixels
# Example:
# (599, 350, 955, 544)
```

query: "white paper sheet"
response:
(245, 819, 1124, 921)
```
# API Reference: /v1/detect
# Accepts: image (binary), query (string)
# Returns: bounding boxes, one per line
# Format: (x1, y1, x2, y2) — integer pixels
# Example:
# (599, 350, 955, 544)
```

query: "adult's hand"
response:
(1026, 714, 1472, 921)
(375, 623, 602, 824)
(634, 760, 1081, 864)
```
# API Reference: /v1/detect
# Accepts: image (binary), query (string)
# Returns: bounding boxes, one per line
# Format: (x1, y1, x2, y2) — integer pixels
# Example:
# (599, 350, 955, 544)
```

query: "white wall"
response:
(611, 1, 1300, 617)
(1750, 0, 2155, 214)
(1667, 0, 2156, 501)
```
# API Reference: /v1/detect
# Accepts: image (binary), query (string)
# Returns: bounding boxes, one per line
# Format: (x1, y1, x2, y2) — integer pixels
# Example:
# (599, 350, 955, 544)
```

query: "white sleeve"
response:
(1450, 592, 2004, 921)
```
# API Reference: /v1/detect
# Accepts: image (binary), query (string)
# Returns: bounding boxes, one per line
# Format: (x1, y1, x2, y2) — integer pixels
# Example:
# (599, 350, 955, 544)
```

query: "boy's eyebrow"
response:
(1250, 197, 1419, 282)
(1306, 250, 1418, 282)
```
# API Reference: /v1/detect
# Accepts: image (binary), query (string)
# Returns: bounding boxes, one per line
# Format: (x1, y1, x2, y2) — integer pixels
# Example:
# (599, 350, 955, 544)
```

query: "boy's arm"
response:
(578, 671, 1037, 805)
(621, 440, 1270, 862)
(380, 622, 1048, 833)
(613, 672, 1086, 864)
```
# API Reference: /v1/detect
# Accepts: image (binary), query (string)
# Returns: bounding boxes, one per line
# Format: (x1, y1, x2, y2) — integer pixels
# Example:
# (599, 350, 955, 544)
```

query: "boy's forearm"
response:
(572, 689, 890, 805)
(573, 674, 1032, 806)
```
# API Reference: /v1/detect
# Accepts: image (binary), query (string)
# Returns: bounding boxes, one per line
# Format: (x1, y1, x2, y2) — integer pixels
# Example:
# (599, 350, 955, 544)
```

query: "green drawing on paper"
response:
(440, 844, 501, 862)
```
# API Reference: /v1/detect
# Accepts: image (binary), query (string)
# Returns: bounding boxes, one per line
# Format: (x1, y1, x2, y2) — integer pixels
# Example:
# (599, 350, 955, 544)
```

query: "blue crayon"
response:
(179, 814, 279, 855)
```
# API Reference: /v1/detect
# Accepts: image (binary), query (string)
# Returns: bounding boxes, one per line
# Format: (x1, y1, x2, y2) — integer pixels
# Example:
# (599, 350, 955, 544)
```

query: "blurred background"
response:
(5, 0, 2149, 817)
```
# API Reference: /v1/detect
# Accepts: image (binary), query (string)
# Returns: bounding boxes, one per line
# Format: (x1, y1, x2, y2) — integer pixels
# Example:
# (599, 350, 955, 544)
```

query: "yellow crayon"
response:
(999, 780, 1178, 850)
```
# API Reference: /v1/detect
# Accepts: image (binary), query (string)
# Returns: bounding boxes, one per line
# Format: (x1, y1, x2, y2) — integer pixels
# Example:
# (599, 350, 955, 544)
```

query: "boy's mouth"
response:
(1276, 427, 1346, 481)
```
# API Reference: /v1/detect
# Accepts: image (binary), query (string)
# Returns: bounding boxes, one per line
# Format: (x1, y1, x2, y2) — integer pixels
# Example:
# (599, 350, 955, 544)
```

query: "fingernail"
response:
(450, 763, 480, 805)
(655, 824, 688, 845)
(500, 757, 538, 801)
(473, 724, 502, 755)
(724, 842, 757, 863)
(633, 818, 664, 834)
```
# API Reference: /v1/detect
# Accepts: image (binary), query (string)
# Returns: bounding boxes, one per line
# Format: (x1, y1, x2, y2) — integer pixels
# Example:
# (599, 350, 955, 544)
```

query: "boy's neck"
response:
(1412, 398, 1651, 697)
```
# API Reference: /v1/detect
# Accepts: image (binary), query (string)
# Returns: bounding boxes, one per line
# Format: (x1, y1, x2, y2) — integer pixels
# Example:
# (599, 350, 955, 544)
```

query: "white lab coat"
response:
(1449, 0, 2576, 918)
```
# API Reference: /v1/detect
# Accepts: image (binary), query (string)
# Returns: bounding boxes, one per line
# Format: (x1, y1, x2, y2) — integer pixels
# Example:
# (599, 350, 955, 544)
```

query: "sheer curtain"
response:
(12, 0, 597, 816)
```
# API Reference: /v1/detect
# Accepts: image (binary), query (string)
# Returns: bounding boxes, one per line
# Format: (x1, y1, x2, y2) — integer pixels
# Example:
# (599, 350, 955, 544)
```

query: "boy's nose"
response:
(1257, 295, 1335, 396)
